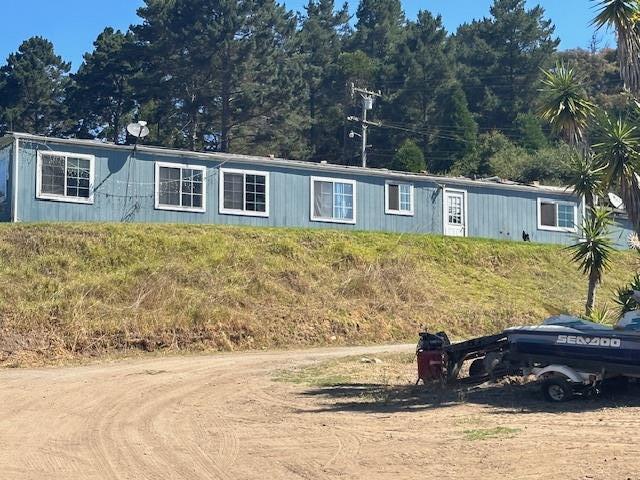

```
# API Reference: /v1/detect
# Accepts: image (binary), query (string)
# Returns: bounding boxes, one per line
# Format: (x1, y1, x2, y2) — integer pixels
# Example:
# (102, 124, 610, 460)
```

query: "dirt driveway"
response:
(2, 344, 640, 480)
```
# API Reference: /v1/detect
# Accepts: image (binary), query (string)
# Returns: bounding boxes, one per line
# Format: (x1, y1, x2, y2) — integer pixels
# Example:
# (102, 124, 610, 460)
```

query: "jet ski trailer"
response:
(416, 313, 640, 402)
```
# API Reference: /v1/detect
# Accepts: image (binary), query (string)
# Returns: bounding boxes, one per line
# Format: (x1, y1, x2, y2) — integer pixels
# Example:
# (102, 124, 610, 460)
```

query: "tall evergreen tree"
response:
(378, 11, 477, 172)
(297, 0, 350, 161)
(70, 28, 139, 142)
(351, 0, 405, 61)
(134, 0, 305, 155)
(455, 0, 559, 130)
(428, 83, 478, 172)
(0, 37, 71, 135)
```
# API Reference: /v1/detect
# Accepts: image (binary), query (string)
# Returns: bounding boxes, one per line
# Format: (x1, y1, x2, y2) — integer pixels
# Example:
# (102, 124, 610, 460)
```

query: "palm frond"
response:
(592, 112, 640, 231)
(567, 151, 606, 206)
(567, 207, 615, 284)
(615, 273, 640, 315)
(592, 0, 640, 94)
(539, 62, 595, 145)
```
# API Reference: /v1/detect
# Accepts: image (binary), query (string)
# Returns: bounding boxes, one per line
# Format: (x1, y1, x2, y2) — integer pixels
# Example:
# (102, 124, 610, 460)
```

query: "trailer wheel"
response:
(542, 377, 574, 403)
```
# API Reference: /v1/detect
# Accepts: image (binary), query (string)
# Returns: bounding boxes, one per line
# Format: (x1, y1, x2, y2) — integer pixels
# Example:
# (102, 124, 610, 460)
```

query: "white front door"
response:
(444, 189, 467, 237)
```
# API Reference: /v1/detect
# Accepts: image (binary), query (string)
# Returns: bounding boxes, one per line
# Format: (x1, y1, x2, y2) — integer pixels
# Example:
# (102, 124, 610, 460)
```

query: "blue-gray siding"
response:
(0, 143, 11, 222)
(8, 137, 630, 248)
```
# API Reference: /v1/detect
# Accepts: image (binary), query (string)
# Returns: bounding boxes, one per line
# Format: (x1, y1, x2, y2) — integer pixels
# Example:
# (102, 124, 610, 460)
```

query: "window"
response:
(219, 168, 269, 217)
(155, 162, 206, 212)
(385, 181, 414, 216)
(537, 198, 577, 231)
(310, 176, 356, 224)
(448, 195, 463, 225)
(36, 151, 94, 204)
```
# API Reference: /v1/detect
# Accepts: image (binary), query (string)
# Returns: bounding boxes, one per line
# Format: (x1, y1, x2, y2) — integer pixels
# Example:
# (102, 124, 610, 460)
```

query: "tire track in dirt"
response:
(12, 344, 640, 480)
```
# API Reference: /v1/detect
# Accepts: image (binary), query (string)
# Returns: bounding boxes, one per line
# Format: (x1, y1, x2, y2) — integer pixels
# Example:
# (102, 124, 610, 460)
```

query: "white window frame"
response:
(537, 197, 578, 233)
(36, 150, 95, 204)
(385, 180, 414, 216)
(219, 167, 270, 217)
(155, 161, 207, 213)
(310, 176, 357, 224)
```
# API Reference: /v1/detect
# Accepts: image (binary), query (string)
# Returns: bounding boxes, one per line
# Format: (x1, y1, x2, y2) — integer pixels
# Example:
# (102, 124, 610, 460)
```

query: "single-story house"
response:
(0, 132, 633, 248)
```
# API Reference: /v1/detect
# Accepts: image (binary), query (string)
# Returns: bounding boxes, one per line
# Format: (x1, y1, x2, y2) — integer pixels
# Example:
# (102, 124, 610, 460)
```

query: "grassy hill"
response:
(0, 224, 636, 366)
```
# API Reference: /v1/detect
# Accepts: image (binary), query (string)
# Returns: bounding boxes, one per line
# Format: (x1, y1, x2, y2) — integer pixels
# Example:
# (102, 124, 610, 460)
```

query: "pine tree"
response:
(0, 37, 71, 135)
(351, 0, 405, 61)
(70, 28, 138, 143)
(134, 0, 304, 155)
(455, 0, 559, 130)
(428, 82, 478, 173)
(392, 139, 426, 172)
(298, 0, 350, 161)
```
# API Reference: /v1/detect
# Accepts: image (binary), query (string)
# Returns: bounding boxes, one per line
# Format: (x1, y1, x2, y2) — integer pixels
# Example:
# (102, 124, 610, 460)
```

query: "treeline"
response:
(0, 0, 627, 182)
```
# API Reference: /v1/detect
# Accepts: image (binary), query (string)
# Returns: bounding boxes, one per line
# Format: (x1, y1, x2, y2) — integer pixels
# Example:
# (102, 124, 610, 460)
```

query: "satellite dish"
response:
(127, 121, 150, 139)
(608, 192, 625, 210)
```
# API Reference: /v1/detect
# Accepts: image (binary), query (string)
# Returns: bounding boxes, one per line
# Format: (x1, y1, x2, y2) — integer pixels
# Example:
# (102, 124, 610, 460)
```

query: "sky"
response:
(0, 0, 616, 71)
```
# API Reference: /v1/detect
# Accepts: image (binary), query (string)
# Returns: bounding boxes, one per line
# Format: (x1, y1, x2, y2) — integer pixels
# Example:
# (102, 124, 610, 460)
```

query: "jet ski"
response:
(505, 311, 640, 376)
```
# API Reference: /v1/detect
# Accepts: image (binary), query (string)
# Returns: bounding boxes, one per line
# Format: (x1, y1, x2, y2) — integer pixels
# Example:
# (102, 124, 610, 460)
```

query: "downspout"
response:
(12, 137, 19, 223)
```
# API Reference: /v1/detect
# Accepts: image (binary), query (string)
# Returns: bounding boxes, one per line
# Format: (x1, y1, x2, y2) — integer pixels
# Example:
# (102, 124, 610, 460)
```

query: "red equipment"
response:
(415, 331, 449, 384)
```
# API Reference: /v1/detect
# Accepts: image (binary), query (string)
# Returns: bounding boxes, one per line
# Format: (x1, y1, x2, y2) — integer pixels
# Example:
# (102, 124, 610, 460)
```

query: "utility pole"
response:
(348, 84, 382, 168)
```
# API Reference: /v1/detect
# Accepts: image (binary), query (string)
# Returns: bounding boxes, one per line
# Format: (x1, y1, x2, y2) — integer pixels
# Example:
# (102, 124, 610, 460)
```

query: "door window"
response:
(448, 195, 463, 225)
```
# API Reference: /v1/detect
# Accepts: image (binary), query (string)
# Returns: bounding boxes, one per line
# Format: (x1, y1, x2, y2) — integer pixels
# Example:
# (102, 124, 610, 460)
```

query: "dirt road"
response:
(2, 345, 640, 480)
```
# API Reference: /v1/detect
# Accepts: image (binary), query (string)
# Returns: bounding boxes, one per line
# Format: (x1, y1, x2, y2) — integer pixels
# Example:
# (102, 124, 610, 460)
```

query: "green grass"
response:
(0, 223, 636, 366)
(463, 427, 521, 441)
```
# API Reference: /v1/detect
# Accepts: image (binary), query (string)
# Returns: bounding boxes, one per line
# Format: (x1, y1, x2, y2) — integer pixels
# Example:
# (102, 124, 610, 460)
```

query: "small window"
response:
(538, 198, 577, 231)
(386, 181, 414, 216)
(310, 176, 356, 224)
(155, 162, 206, 212)
(37, 151, 94, 204)
(219, 168, 269, 217)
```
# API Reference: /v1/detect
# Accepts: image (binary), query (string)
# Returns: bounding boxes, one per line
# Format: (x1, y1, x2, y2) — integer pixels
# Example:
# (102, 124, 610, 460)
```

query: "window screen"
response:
(313, 181, 334, 218)
(159, 167, 181, 206)
(245, 174, 266, 212)
(224, 172, 244, 210)
(41, 155, 66, 196)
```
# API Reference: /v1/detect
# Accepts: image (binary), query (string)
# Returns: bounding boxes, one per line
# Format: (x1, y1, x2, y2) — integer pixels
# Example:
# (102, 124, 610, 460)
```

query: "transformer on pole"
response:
(348, 83, 382, 168)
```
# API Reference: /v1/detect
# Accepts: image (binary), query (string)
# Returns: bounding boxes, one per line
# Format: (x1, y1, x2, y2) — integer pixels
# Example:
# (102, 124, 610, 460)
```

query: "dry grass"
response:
(0, 223, 636, 366)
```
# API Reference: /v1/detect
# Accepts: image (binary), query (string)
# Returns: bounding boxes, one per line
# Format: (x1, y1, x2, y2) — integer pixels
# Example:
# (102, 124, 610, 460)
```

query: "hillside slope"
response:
(0, 224, 636, 366)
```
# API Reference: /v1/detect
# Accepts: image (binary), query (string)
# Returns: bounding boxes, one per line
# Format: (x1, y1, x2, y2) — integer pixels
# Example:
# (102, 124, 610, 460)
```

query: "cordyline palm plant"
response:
(592, 112, 640, 232)
(615, 273, 640, 314)
(539, 62, 595, 146)
(566, 152, 606, 207)
(568, 207, 615, 316)
(593, 0, 640, 95)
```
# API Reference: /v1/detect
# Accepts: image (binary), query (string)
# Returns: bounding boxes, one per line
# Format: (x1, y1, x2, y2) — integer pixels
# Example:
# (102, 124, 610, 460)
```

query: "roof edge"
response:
(12, 132, 576, 197)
